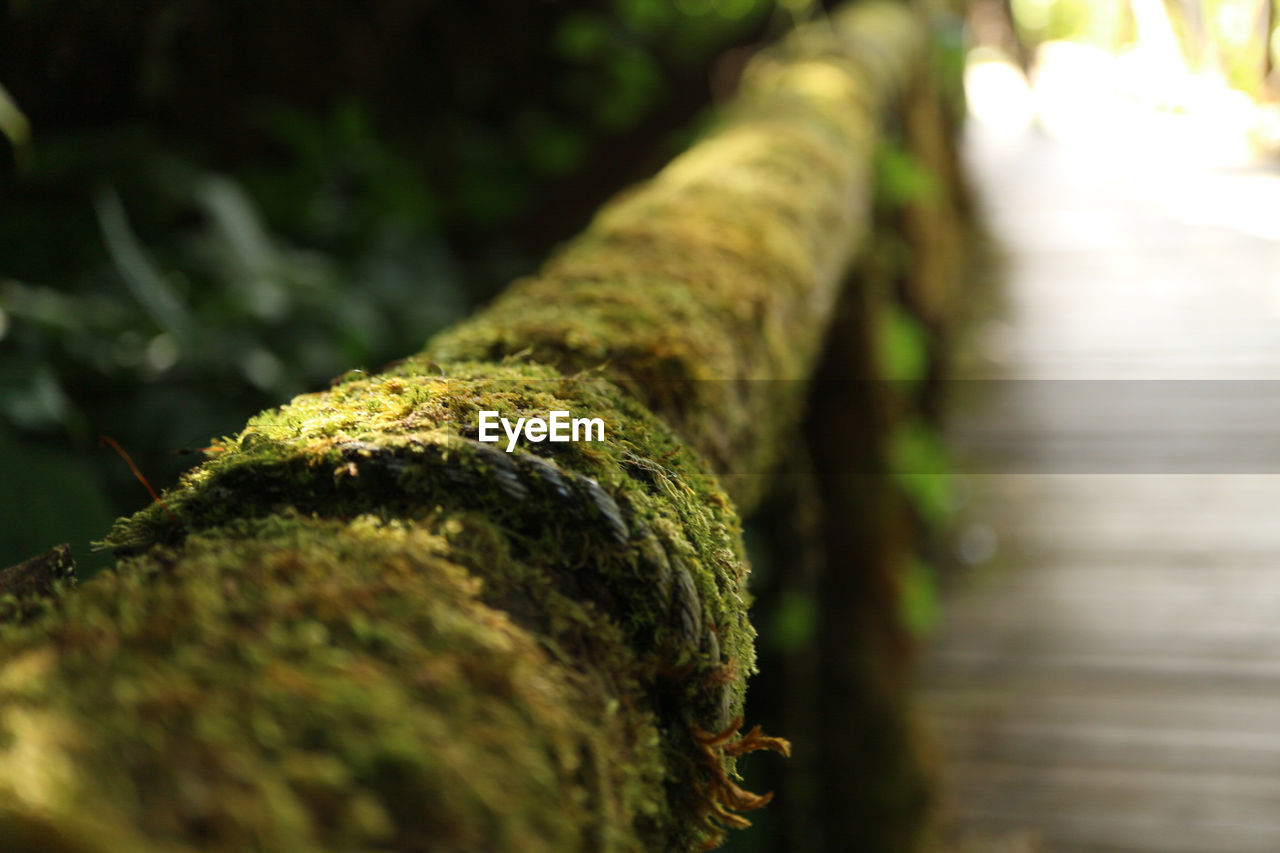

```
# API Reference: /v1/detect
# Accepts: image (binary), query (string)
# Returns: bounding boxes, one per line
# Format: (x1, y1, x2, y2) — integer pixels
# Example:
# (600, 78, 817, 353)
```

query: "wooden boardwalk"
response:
(918, 118, 1280, 853)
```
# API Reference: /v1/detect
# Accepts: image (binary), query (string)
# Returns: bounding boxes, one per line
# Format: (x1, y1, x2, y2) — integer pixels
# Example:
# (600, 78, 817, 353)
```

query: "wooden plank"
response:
(922, 120, 1280, 851)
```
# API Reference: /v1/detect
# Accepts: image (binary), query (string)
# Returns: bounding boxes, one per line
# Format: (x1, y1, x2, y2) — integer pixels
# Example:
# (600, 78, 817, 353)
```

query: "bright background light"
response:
(965, 0, 1280, 165)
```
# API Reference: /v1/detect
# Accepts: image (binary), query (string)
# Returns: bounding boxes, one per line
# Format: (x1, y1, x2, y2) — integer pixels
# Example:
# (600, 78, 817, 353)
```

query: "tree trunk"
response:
(0, 4, 929, 851)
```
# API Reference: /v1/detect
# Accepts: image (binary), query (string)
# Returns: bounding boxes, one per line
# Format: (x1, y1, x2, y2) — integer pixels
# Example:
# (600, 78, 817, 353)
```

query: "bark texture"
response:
(0, 4, 928, 851)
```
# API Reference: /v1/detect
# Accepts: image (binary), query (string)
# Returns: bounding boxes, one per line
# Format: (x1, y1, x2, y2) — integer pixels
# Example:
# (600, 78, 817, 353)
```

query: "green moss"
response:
(2, 517, 665, 851)
(1, 3, 929, 850)
(90, 361, 756, 849)
(425, 4, 924, 512)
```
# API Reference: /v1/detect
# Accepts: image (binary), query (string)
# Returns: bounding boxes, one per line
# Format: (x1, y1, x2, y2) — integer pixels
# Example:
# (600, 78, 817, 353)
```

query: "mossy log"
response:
(0, 4, 927, 851)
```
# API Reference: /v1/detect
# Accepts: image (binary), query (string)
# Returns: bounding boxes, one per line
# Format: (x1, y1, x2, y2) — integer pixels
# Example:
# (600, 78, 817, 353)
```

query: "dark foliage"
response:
(0, 0, 797, 572)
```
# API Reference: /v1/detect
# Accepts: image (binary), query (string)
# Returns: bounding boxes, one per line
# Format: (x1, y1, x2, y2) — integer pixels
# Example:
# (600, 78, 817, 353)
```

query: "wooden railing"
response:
(0, 3, 971, 850)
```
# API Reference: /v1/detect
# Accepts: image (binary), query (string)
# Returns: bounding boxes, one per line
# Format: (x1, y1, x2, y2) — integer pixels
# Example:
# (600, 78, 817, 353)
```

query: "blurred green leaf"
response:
(596, 46, 665, 130)
(517, 112, 587, 177)
(0, 81, 32, 170)
(900, 558, 939, 636)
(555, 13, 613, 62)
(614, 0, 675, 34)
(889, 420, 954, 524)
(0, 366, 74, 431)
(194, 175, 290, 321)
(875, 143, 939, 209)
(875, 302, 929, 383)
(769, 591, 817, 653)
(95, 186, 193, 342)
(713, 0, 761, 21)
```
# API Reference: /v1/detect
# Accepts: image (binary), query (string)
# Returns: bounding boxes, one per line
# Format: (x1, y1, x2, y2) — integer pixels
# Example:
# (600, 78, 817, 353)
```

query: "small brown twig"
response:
(99, 435, 180, 526)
